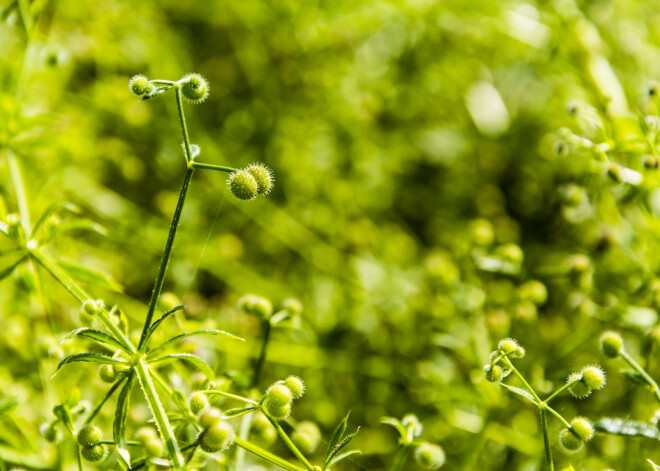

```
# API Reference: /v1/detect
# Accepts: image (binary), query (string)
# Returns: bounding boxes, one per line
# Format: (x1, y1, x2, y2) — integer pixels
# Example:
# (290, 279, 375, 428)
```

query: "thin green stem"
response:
(234, 437, 306, 471)
(540, 408, 554, 471)
(138, 166, 195, 351)
(544, 379, 579, 404)
(152, 80, 176, 85)
(84, 376, 126, 425)
(261, 408, 314, 471)
(252, 320, 272, 388)
(621, 350, 660, 404)
(206, 390, 258, 406)
(175, 85, 193, 163)
(504, 359, 541, 403)
(7, 148, 31, 235)
(544, 405, 571, 429)
(134, 358, 184, 469)
(192, 162, 237, 173)
(390, 444, 412, 471)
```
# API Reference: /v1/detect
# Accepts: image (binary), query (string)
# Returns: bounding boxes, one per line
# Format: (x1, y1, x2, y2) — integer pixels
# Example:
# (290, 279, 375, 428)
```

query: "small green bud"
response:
(643, 154, 659, 169)
(189, 392, 210, 415)
(180, 74, 209, 104)
(98, 364, 117, 383)
(570, 417, 594, 441)
(284, 376, 305, 399)
(77, 424, 102, 447)
(82, 299, 99, 316)
(402, 414, 423, 437)
(292, 421, 321, 454)
(607, 163, 623, 183)
(265, 400, 292, 420)
(600, 331, 623, 358)
(238, 294, 273, 318)
(228, 170, 259, 200)
(559, 428, 582, 451)
(199, 421, 235, 453)
(198, 407, 223, 429)
(81, 444, 107, 462)
(246, 164, 274, 195)
(414, 443, 446, 470)
(484, 364, 502, 382)
(129, 75, 153, 97)
(518, 280, 547, 306)
(581, 365, 605, 390)
(568, 373, 592, 399)
(497, 338, 520, 356)
(135, 427, 163, 457)
(250, 412, 277, 445)
(267, 383, 293, 406)
(282, 297, 303, 315)
(40, 423, 61, 443)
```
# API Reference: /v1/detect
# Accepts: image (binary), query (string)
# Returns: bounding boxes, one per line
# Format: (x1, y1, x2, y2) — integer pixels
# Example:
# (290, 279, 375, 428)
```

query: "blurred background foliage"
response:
(3, 0, 660, 469)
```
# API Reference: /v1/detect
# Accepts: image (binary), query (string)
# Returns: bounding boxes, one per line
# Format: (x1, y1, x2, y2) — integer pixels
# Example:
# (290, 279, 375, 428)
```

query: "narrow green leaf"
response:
(171, 390, 188, 412)
(41, 218, 106, 244)
(147, 329, 243, 358)
(29, 202, 80, 239)
(144, 305, 186, 343)
(380, 417, 407, 440)
(56, 260, 122, 292)
(63, 327, 130, 353)
(55, 353, 124, 375)
(0, 255, 28, 283)
(114, 372, 135, 468)
(595, 417, 660, 439)
(0, 397, 19, 418)
(324, 411, 350, 467)
(53, 404, 75, 433)
(326, 450, 361, 470)
(148, 353, 214, 378)
(325, 427, 360, 468)
(499, 383, 538, 405)
(224, 407, 257, 418)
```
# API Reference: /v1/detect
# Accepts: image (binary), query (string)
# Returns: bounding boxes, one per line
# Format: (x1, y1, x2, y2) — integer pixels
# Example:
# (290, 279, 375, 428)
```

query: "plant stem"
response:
(252, 320, 272, 388)
(192, 162, 237, 172)
(84, 376, 126, 424)
(138, 166, 195, 351)
(234, 437, 306, 471)
(134, 358, 184, 469)
(6, 148, 31, 235)
(175, 85, 193, 163)
(505, 359, 541, 403)
(206, 390, 258, 405)
(621, 350, 660, 404)
(262, 408, 314, 471)
(544, 379, 579, 404)
(544, 405, 571, 429)
(390, 444, 412, 471)
(540, 407, 554, 471)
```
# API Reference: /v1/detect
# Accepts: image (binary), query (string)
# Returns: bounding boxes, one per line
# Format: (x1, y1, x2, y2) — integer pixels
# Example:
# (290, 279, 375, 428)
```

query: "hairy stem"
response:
(540, 407, 554, 471)
(84, 376, 127, 425)
(261, 408, 314, 471)
(234, 437, 306, 471)
(176, 85, 193, 163)
(192, 162, 237, 172)
(504, 359, 541, 403)
(544, 379, 580, 404)
(621, 350, 660, 404)
(134, 358, 184, 469)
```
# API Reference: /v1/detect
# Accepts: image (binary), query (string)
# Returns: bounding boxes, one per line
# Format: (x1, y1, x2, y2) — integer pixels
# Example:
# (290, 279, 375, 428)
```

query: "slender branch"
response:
(6, 148, 31, 235)
(192, 162, 237, 173)
(138, 166, 195, 351)
(234, 437, 306, 471)
(390, 444, 412, 471)
(544, 405, 571, 429)
(261, 408, 314, 471)
(540, 408, 554, 471)
(504, 359, 541, 403)
(175, 85, 193, 163)
(544, 379, 580, 404)
(252, 320, 272, 388)
(621, 350, 660, 404)
(205, 390, 258, 406)
(84, 376, 127, 424)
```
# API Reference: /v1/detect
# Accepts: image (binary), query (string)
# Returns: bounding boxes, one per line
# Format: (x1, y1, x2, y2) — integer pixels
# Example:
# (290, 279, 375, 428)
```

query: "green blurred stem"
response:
(84, 376, 127, 424)
(621, 350, 660, 404)
(544, 405, 571, 429)
(262, 408, 314, 471)
(175, 85, 193, 163)
(7, 148, 31, 234)
(75, 445, 83, 471)
(134, 358, 184, 468)
(540, 408, 554, 471)
(390, 444, 412, 471)
(253, 320, 272, 387)
(192, 162, 237, 173)
(234, 437, 306, 471)
(137, 166, 194, 351)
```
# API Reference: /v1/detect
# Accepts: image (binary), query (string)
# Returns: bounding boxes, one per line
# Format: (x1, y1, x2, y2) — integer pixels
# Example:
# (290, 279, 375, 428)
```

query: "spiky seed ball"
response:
(238, 294, 273, 318)
(198, 407, 223, 430)
(292, 421, 321, 454)
(246, 164, 274, 195)
(601, 331, 623, 358)
(402, 414, 423, 437)
(267, 383, 293, 406)
(200, 421, 235, 453)
(570, 417, 594, 442)
(484, 364, 502, 382)
(180, 74, 209, 103)
(77, 424, 102, 447)
(498, 338, 520, 356)
(99, 364, 117, 383)
(414, 443, 446, 470)
(81, 444, 106, 462)
(581, 366, 606, 390)
(250, 412, 277, 445)
(265, 400, 291, 420)
(559, 429, 583, 452)
(135, 427, 164, 458)
(82, 299, 99, 316)
(285, 376, 305, 399)
(189, 392, 210, 415)
(567, 372, 592, 399)
(129, 75, 153, 96)
(228, 170, 258, 201)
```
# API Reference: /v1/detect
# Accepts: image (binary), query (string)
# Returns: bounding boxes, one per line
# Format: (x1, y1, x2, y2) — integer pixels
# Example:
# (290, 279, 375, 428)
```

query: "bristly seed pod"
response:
(77, 424, 102, 448)
(284, 376, 305, 399)
(199, 421, 235, 453)
(559, 428, 582, 452)
(82, 299, 99, 316)
(266, 383, 293, 406)
(189, 391, 210, 415)
(98, 364, 117, 383)
(484, 364, 502, 382)
(227, 170, 259, 201)
(600, 331, 623, 358)
(581, 365, 605, 390)
(81, 444, 107, 462)
(414, 443, 446, 470)
(129, 75, 154, 97)
(198, 407, 223, 430)
(246, 164, 274, 195)
(570, 417, 594, 442)
(180, 74, 209, 104)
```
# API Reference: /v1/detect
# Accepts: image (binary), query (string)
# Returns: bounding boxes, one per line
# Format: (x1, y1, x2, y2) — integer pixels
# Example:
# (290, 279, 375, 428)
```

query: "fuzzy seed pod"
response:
(135, 427, 163, 457)
(600, 331, 623, 358)
(77, 424, 102, 448)
(607, 163, 623, 183)
(581, 366, 605, 390)
(265, 400, 291, 420)
(570, 417, 594, 442)
(643, 154, 659, 169)
(189, 392, 210, 415)
(567, 372, 592, 399)
(292, 421, 321, 454)
(267, 384, 293, 406)
(484, 364, 502, 382)
(250, 412, 277, 445)
(497, 338, 520, 356)
(559, 429, 582, 452)
(414, 443, 446, 470)
(238, 294, 273, 318)
(129, 75, 153, 97)
(246, 164, 274, 195)
(82, 299, 99, 316)
(81, 444, 107, 462)
(40, 423, 61, 443)
(284, 376, 305, 399)
(199, 421, 235, 453)
(98, 364, 117, 383)
(402, 414, 423, 437)
(180, 74, 209, 104)
(198, 407, 223, 430)
(228, 170, 259, 200)
(518, 280, 548, 306)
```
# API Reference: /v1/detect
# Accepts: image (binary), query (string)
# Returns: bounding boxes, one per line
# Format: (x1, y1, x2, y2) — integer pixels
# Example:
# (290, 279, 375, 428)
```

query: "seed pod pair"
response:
(559, 417, 594, 452)
(77, 424, 106, 462)
(196, 408, 235, 453)
(567, 366, 606, 399)
(264, 376, 305, 420)
(227, 164, 274, 201)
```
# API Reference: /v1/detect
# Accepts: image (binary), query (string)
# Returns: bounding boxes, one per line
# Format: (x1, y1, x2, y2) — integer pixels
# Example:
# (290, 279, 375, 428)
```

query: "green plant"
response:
(382, 414, 445, 471)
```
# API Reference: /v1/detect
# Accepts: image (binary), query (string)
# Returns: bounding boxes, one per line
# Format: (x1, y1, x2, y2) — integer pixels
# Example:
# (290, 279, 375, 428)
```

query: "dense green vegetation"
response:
(3, 0, 660, 469)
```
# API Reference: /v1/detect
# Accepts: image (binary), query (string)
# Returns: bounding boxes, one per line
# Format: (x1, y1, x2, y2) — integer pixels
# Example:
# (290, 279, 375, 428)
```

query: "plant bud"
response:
(265, 400, 291, 420)
(199, 421, 235, 453)
(570, 417, 594, 441)
(77, 424, 102, 448)
(581, 365, 605, 390)
(284, 376, 305, 399)
(189, 392, 210, 415)
(198, 407, 223, 430)
(250, 412, 277, 445)
(246, 164, 274, 195)
(98, 364, 117, 383)
(82, 299, 99, 316)
(559, 429, 582, 452)
(129, 75, 153, 97)
(414, 443, 446, 470)
(81, 444, 106, 462)
(600, 331, 623, 358)
(484, 364, 502, 382)
(227, 170, 259, 201)
(180, 74, 209, 104)
(292, 421, 321, 454)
